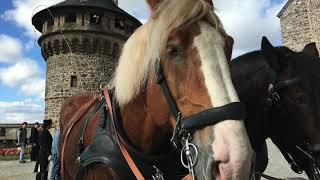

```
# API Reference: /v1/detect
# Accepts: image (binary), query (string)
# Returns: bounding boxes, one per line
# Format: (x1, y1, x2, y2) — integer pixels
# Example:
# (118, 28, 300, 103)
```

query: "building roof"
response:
(32, 0, 140, 32)
(52, 0, 120, 12)
(277, 0, 293, 18)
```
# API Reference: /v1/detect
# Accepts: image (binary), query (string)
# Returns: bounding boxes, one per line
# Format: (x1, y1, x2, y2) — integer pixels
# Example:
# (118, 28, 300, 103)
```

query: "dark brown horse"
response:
(231, 37, 320, 179)
(60, 0, 253, 179)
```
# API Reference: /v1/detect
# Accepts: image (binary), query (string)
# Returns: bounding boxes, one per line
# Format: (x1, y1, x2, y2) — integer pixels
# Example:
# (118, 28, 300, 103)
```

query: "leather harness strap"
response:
(61, 97, 97, 176)
(103, 89, 145, 180)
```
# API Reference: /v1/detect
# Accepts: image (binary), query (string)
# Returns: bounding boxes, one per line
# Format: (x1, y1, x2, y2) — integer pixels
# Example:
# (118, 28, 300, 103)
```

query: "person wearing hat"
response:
(17, 122, 28, 163)
(36, 119, 53, 180)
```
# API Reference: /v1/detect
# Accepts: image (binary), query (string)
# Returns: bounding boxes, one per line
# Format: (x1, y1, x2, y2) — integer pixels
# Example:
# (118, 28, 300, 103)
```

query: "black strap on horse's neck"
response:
(156, 66, 181, 120)
(77, 100, 103, 158)
(156, 65, 246, 147)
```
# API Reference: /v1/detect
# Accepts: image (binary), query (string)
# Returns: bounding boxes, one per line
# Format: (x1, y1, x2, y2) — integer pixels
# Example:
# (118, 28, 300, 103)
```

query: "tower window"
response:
(65, 13, 77, 23)
(71, 76, 77, 87)
(115, 18, 125, 30)
(48, 18, 54, 26)
(90, 14, 102, 25)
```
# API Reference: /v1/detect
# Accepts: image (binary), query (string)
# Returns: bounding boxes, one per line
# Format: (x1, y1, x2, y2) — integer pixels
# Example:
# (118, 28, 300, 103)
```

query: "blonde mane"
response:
(111, 0, 226, 106)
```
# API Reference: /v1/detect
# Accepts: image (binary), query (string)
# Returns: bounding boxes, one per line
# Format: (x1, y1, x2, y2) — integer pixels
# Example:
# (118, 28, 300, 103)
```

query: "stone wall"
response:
(279, 0, 320, 52)
(45, 53, 117, 125)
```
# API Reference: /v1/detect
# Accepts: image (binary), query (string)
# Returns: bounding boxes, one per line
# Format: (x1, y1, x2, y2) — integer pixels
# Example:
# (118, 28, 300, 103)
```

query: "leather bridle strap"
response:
(181, 102, 246, 130)
(269, 78, 300, 93)
(103, 89, 145, 180)
(156, 65, 246, 147)
(156, 65, 181, 120)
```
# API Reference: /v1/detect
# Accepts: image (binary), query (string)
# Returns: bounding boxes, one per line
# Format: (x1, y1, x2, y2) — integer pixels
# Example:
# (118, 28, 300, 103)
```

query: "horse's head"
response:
(112, 0, 252, 179)
(261, 37, 320, 179)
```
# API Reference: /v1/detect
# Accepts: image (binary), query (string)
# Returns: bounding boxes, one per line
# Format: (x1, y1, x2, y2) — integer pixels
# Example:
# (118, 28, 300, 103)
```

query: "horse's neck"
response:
(231, 53, 271, 102)
(231, 53, 273, 147)
(119, 87, 172, 154)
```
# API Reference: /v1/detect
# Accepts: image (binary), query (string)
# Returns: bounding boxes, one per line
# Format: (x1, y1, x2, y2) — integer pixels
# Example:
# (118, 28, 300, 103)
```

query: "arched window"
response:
(47, 42, 53, 56)
(62, 39, 70, 54)
(103, 40, 111, 55)
(65, 13, 76, 23)
(112, 43, 120, 59)
(92, 39, 99, 54)
(72, 38, 79, 53)
(90, 13, 102, 25)
(53, 40, 60, 55)
(83, 38, 90, 53)
(70, 75, 77, 88)
(115, 18, 125, 30)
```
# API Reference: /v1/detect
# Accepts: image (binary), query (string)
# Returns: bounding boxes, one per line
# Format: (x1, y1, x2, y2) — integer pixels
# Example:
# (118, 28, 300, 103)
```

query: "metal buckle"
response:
(180, 134, 198, 180)
(152, 166, 164, 180)
(170, 112, 183, 149)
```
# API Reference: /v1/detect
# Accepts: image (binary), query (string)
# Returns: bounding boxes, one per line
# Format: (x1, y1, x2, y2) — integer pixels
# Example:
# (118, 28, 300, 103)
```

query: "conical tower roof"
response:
(32, 0, 140, 32)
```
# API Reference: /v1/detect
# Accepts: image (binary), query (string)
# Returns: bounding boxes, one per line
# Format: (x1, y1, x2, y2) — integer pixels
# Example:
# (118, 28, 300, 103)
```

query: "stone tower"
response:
(32, 0, 141, 126)
(278, 0, 320, 52)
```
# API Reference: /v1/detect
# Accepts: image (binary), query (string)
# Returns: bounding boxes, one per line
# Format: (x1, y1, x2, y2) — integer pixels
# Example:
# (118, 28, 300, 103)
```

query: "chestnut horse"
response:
(60, 0, 253, 180)
(231, 37, 320, 179)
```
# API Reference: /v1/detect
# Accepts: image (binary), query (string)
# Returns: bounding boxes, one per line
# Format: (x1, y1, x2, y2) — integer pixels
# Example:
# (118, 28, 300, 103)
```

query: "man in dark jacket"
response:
(30, 122, 40, 161)
(36, 119, 53, 180)
(17, 122, 28, 163)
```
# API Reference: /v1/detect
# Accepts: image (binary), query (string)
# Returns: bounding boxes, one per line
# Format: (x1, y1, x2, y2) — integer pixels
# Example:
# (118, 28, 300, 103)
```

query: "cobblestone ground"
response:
(0, 140, 309, 180)
(0, 160, 52, 180)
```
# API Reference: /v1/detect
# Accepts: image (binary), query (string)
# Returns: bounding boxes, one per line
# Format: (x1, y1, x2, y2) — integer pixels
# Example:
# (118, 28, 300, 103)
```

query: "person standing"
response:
(36, 119, 53, 180)
(30, 122, 40, 161)
(17, 122, 28, 163)
(50, 126, 61, 180)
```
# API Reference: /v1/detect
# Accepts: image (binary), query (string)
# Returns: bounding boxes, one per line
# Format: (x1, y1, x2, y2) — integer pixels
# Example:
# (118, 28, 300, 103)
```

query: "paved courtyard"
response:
(0, 139, 308, 180)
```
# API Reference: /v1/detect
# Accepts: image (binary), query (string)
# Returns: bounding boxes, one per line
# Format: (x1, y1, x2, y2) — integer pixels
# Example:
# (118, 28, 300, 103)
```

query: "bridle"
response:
(265, 73, 320, 180)
(156, 65, 246, 178)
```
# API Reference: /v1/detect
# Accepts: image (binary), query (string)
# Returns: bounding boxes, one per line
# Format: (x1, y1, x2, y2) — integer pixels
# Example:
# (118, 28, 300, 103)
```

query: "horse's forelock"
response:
(112, 0, 226, 106)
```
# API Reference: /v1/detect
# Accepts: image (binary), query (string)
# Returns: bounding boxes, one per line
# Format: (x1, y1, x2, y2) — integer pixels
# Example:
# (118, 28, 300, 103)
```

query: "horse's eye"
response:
(168, 47, 182, 59)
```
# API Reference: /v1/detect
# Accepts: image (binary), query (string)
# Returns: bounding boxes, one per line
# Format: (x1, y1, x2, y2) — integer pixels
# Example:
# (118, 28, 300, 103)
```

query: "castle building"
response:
(32, 0, 141, 126)
(278, 0, 320, 52)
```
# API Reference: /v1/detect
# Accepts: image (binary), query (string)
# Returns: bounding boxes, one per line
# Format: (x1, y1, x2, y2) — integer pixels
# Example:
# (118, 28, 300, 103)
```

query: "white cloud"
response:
(0, 59, 38, 87)
(214, 0, 286, 57)
(1, 0, 64, 38)
(20, 78, 45, 99)
(0, 100, 44, 124)
(0, 34, 23, 63)
(0, 59, 45, 98)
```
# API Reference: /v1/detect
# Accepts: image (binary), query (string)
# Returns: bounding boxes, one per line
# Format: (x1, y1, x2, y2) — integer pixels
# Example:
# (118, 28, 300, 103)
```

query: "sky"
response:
(0, 0, 287, 124)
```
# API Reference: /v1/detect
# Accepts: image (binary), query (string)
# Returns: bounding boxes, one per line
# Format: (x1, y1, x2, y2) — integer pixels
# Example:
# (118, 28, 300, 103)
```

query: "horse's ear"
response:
(146, 0, 161, 12)
(261, 36, 280, 72)
(303, 42, 319, 57)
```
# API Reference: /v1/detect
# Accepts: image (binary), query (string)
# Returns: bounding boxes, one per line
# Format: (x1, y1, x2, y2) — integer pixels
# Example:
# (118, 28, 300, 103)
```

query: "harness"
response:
(76, 91, 187, 180)
(264, 74, 320, 180)
(74, 63, 247, 180)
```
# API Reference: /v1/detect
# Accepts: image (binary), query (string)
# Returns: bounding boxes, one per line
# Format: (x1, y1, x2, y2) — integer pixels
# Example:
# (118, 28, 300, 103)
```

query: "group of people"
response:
(17, 119, 61, 180)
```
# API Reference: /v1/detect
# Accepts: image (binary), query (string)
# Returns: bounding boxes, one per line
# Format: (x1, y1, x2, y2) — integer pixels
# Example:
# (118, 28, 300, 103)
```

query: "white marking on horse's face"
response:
(193, 21, 253, 180)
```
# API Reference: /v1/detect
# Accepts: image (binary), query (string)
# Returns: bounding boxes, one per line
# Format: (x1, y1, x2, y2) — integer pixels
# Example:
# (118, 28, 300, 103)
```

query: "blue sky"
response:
(0, 0, 286, 124)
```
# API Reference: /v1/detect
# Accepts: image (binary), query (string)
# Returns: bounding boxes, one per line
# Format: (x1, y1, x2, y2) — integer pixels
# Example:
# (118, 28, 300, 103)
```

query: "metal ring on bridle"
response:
(100, 83, 107, 91)
(180, 142, 199, 169)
